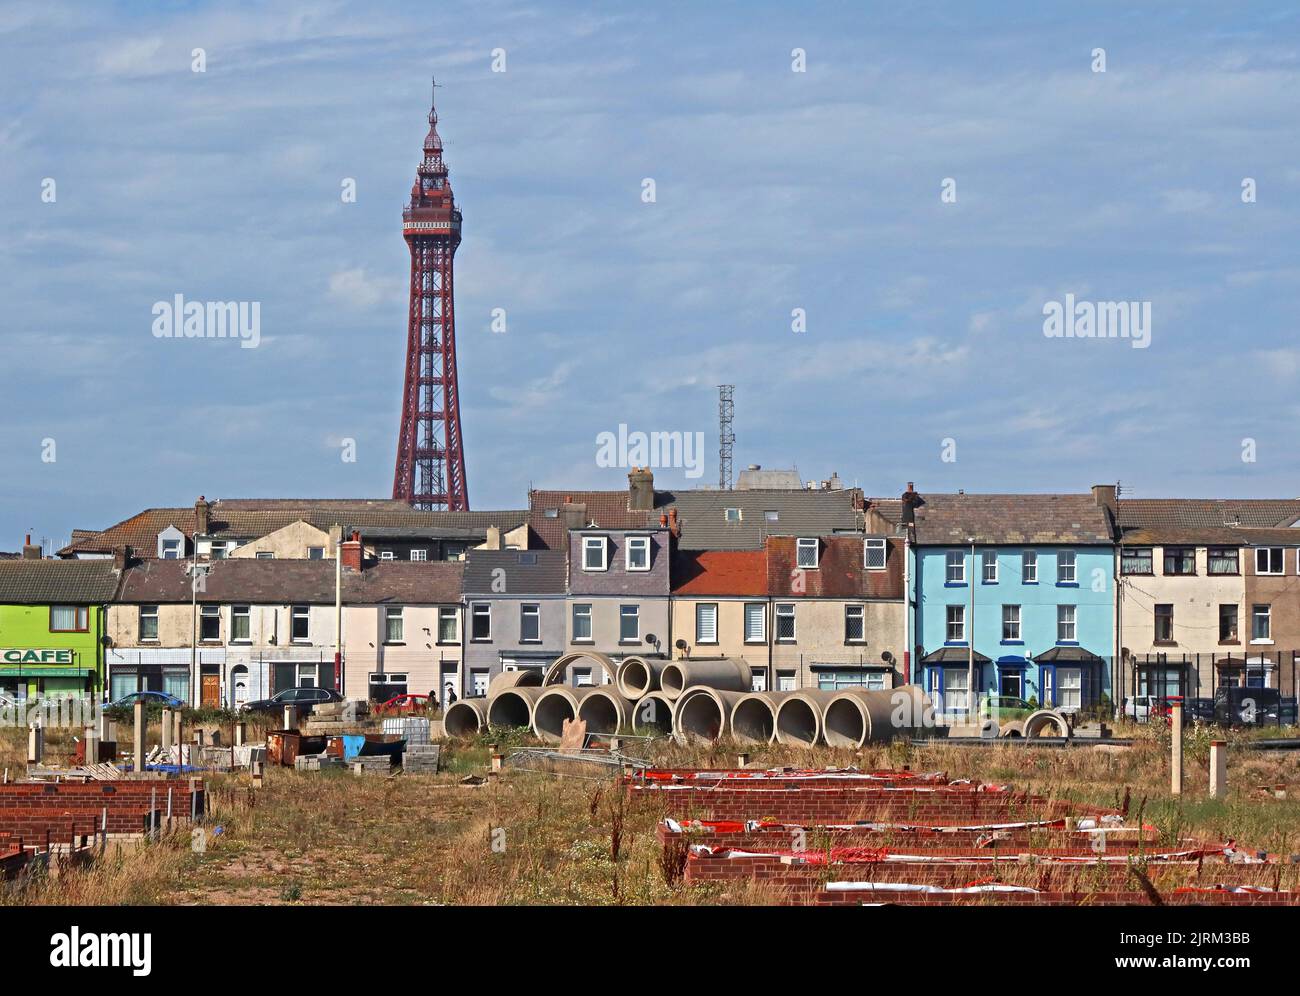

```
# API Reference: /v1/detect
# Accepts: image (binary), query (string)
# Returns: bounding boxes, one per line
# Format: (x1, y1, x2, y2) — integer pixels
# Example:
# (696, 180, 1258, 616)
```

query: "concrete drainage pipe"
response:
(488, 670, 543, 696)
(615, 656, 664, 700)
(486, 686, 548, 730)
(531, 686, 597, 743)
(542, 651, 618, 687)
(577, 688, 637, 736)
(444, 698, 489, 738)
(673, 687, 746, 744)
(625, 691, 675, 735)
(728, 690, 794, 745)
(823, 688, 906, 747)
(774, 689, 839, 747)
(998, 720, 1025, 738)
(1023, 709, 1069, 738)
(659, 658, 751, 700)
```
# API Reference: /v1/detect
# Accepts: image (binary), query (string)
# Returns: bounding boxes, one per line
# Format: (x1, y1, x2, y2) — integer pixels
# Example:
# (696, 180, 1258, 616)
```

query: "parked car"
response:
(241, 686, 342, 714)
(978, 695, 1035, 722)
(1185, 697, 1216, 723)
(1215, 686, 1283, 727)
(109, 690, 185, 710)
(374, 693, 433, 716)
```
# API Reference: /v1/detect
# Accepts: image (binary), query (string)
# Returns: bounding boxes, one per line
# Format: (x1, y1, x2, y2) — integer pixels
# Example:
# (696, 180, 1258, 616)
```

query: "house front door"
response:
(201, 673, 220, 708)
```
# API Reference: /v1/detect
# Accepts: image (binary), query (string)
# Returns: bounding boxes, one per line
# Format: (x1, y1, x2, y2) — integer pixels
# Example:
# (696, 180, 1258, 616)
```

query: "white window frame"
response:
(945, 604, 965, 643)
(380, 550, 395, 561)
(1251, 603, 1272, 643)
(231, 604, 251, 643)
(619, 604, 640, 643)
(1256, 547, 1284, 575)
(695, 602, 719, 644)
(724, 507, 742, 523)
(945, 550, 965, 584)
(139, 604, 160, 642)
(796, 538, 819, 569)
(844, 604, 865, 643)
(775, 603, 796, 642)
(572, 603, 593, 642)
(409, 549, 428, 562)
(290, 605, 310, 643)
(582, 536, 608, 572)
(1057, 550, 1077, 584)
(1002, 604, 1021, 642)
(864, 537, 886, 571)
(1057, 604, 1077, 642)
(1058, 667, 1082, 711)
(161, 538, 181, 560)
(981, 550, 998, 583)
(625, 535, 650, 572)
(307, 546, 325, 560)
(743, 602, 766, 643)
(1022, 550, 1037, 583)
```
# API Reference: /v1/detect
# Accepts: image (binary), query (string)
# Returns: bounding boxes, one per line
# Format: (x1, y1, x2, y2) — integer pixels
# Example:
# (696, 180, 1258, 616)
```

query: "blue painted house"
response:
(899, 488, 1117, 715)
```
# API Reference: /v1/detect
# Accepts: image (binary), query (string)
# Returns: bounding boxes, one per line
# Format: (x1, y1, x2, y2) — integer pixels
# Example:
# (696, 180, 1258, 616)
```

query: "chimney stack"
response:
(21, 535, 41, 560)
(628, 466, 655, 511)
(900, 483, 919, 526)
(113, 545, 132, 571)
(667, 507, 680, 538)
(485, 525, 502, 550)
(195, 496, 211, 535)
(1091, 483, 1118, 515)
(340, 530, 363, 572)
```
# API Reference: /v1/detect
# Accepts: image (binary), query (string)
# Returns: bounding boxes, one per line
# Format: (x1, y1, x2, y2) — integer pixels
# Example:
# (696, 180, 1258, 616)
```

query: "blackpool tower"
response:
(392, 79, 469, 510)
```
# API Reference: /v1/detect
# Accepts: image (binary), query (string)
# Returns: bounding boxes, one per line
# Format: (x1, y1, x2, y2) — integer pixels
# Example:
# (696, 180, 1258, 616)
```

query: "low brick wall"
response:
(0, 780, 205, 843)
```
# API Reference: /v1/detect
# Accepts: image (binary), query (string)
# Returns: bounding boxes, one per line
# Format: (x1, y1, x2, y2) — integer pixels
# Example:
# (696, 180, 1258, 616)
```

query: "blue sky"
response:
(2, 1, 1299, 550)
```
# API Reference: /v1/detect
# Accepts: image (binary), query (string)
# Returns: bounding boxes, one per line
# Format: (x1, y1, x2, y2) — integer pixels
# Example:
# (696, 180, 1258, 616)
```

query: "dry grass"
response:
(1, 722, 1297, 905)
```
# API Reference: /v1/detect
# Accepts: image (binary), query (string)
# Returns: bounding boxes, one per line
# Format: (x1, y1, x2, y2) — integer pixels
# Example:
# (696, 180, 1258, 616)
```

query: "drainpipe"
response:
(967, 541, 975, 718)
(902, 534, 912, 685)
(190, 532, 199, 708)
(334, 542, 343, 695)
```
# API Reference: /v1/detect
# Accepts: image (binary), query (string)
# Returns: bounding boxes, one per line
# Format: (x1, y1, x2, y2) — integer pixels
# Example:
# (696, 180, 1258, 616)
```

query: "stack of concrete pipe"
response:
(442, 650, 930, 748)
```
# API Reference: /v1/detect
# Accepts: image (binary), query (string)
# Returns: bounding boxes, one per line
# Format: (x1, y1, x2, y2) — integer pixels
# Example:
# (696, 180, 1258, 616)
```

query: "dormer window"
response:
(864, 537, 886, 570)
(161, 539, 181, 560)
(764, 510, 779, 523)
(544, 508, 559, 518)
(725, 508, 742, 523)
(582, 536, 608, 571)
(796, 537, 819, 569)
(625, 535, 650, 571)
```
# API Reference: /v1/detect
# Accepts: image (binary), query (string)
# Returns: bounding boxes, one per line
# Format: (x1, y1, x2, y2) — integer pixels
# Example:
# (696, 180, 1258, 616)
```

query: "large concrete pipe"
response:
(774, 689, 840, 747)
(1024, 709, 1069, 738)
(531, 686, 597, 743)
(625, 691, 675, 735)
(822, 689, 898, 747)
(615, 656, 665, 699)
(729, 690, 794, 745)
(577, 688, 638, 736)
(488, 669, 543, 696)
(673, 687, 746, 744)
(659, 657, 751, 700)
(444, 698, 489, 738)
(542, 651, 618, 687)
(487, 686, 548, 730)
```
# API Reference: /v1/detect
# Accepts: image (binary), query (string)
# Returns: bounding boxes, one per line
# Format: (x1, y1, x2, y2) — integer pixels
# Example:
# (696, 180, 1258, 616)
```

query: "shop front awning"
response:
(0, 667, 94, 678)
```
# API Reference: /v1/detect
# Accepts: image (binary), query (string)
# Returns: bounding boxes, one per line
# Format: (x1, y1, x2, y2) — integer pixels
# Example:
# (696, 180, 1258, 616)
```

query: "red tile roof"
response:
(671, 550, 767, 596)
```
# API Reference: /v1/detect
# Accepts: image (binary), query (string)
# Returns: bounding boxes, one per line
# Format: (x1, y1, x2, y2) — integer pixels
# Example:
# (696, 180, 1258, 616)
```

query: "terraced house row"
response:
(4, 469, 1300, 714)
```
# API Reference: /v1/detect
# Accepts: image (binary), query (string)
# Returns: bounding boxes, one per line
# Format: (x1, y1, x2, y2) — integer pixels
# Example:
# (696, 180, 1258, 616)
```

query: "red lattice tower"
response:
(392, 79, 469, 510)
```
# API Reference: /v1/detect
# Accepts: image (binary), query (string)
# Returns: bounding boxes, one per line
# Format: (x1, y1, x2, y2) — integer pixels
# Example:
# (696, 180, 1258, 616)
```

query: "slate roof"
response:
(766, 535, 903, 598)
(59, 500, 526, 557)
(462, 549, 568, 595)
(116, 558, 462, 604)
(0, 560, 122, 604)
(903, 493, 1114, 546)
(660, 489, 863, 551)
(1116, 499, 1300, 545)
(526, 490, 655, 549)
(671, 550, 768, 596)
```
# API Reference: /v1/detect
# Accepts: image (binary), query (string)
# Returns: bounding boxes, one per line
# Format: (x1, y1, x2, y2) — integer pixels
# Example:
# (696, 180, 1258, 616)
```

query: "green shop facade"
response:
(0, 560, 120, 699)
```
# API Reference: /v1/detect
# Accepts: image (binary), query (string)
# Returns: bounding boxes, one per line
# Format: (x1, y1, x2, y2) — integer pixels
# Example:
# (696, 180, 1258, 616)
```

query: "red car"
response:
(375, 694, 433, 716)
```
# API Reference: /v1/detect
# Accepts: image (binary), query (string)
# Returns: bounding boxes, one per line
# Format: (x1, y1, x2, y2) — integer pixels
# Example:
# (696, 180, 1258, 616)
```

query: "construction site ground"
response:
(2, 722, 1298, 906)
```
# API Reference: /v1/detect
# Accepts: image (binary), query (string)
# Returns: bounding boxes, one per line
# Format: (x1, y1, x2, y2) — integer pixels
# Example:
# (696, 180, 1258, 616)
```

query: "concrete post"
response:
(490, 752, 504, 772)
(193, 730, 204, 747)
(1170, 701, 1184, 796)
(736, 752, 750, 769)
(133, 700, 147, 771)
(282, 705, 296, 731)
(27, 725, 43, 765)
(84, 725, 99, 765)
(1210, 740, 1227, 799)
(161, 709, 174, 755)
(234, 722, 246, 747)
(171, 709, 182, 750)
(251, 758, 264, 788)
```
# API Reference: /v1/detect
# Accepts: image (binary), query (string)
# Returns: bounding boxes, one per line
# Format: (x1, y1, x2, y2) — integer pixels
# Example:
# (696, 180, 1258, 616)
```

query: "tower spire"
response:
(393, 80, 469, 511)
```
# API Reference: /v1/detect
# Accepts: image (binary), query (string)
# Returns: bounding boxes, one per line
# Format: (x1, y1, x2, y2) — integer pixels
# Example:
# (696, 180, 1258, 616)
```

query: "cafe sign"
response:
(1, 649, 75, 666)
